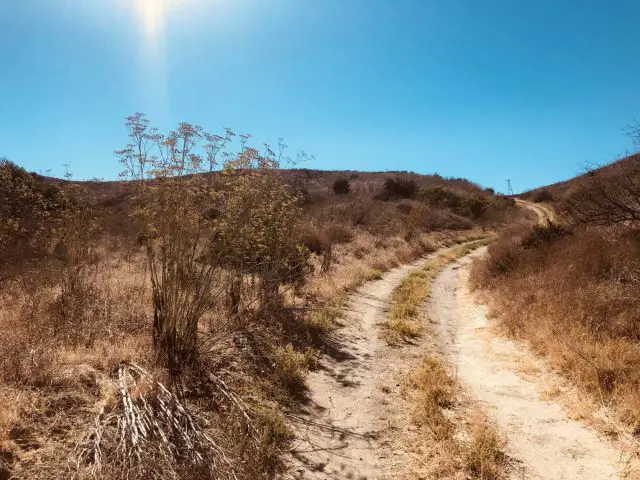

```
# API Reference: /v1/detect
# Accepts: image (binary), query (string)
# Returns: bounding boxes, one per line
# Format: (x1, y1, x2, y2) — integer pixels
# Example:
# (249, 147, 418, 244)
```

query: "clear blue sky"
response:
(1, 0, 639, 192)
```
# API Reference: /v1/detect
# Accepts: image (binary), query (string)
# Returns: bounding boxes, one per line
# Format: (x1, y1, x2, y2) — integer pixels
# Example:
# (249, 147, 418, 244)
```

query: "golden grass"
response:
(0, 127, 528, 479)
(404, 355, 507, 479)
(391, 236, 506, 479)
(273, 344, 313, 396)
(406, 356, 456, 439)
(0, 227, 490, 479)
(472, 224, 640, 439)
(464, 413, 507, 480)
(382, 238, 492, 344)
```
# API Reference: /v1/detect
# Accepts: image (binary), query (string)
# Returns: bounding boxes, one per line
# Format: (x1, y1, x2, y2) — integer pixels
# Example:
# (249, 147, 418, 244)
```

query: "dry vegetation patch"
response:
(383, 239, 492, 344)
(386, 240, 506, 479)
(0, 117, 525, 479)
(472, 222, 640, 443)
(404, 355, 506, 479)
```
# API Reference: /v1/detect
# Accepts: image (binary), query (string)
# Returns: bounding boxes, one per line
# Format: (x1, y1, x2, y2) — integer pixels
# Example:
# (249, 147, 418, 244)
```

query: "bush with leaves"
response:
(214, 152, 311, 309)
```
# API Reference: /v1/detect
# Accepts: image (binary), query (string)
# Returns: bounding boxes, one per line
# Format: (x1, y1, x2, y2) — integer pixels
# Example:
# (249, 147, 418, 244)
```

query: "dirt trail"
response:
(431, 248, 624, 480)
(515, 198, 556, 223)
(287, 221, 623, 478)
(286, 252, 440, 479)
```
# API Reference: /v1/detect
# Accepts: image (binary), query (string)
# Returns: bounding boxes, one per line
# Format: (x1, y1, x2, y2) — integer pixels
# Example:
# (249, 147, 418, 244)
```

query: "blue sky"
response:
(1, 0, 639, 192)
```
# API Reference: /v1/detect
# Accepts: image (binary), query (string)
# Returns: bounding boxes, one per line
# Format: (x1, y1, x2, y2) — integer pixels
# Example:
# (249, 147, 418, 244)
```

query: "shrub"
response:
(531, 189, 553, 203)
(464, 416, 506, 480)
(396, 202, 413, 215)
(472, 221, 640, 430)
(273, 344, 310, 396)
(118, 114, 311, 374)
(382, 177, 417, 198)
(420, 186, 487, 219)
(564, 129, 640, 227)
(406, 356, 455, 439)
(328, 223, 354, 244)
(521, 222, 570, 249)
(332, 178, 350, 195)
(300, 224, 330, 254)
(0, 159, 62, 277)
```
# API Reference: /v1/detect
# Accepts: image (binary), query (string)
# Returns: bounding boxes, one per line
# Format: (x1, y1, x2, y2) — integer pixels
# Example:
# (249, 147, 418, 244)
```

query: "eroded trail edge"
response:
(432, 248, 624, 480)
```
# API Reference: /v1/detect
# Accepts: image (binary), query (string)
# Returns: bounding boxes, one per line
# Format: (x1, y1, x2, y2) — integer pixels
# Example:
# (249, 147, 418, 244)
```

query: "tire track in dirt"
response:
(285, 244, 475, 480)
(431, 248, 624, 480)
(285, 256, 425, 479)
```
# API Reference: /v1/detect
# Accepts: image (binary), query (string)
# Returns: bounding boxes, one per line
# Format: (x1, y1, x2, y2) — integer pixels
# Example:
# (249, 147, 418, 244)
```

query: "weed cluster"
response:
(407, 356, 506, 479)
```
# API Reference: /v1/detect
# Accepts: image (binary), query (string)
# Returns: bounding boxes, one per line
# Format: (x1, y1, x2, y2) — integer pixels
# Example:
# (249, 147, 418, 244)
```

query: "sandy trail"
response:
(515, 198, 556, 223)
(431, 248, 624, 480)
(286, 252, 440, 479)
(287, 231, 624, 479)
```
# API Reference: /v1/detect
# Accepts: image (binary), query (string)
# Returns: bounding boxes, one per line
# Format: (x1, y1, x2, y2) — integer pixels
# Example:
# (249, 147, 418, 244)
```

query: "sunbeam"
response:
(135, 0, 165, 50)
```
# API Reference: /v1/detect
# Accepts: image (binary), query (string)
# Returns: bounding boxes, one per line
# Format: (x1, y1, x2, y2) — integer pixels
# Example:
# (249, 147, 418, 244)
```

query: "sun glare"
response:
(135, 0, 166, 48)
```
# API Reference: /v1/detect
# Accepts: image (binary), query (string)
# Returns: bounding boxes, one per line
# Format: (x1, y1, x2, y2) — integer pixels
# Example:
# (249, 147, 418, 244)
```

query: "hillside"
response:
(473, 145, 640, 475)
(521, 152, 640, 207)
(3, 138, 638, 479)
(0, 147, 526, 480)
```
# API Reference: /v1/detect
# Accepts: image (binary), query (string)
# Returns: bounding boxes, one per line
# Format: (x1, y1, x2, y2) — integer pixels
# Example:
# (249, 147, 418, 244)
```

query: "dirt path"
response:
(515, 198, 556, 223)
(286, 252, 441, 479)
(287, 233, 624, 479)
(431, 248, 624, 480)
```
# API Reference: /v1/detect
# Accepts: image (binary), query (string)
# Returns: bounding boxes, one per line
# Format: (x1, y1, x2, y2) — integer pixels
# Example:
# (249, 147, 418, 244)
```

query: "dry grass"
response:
(464, 413, 507, 480)
(273, 344, 314, 396)
(0, 221, 497, 479)
(0, 130, 527, 478)
(390, 238, 506, 479)
(382, 238, 492, 344)
(383, 270, 429, 344)
(0, 230, 496, 478)
(406, 356, 456, 439)
(472, 223, 640, 438)
(404, 356, 506, 479)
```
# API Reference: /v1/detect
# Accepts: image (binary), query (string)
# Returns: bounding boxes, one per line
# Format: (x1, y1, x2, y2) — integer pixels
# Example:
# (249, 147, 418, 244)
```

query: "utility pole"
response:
(507, 179, 513, 196)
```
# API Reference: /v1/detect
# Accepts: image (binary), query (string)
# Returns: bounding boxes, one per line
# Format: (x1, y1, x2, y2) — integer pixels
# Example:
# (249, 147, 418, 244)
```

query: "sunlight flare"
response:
(135, 0, 166, 49)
